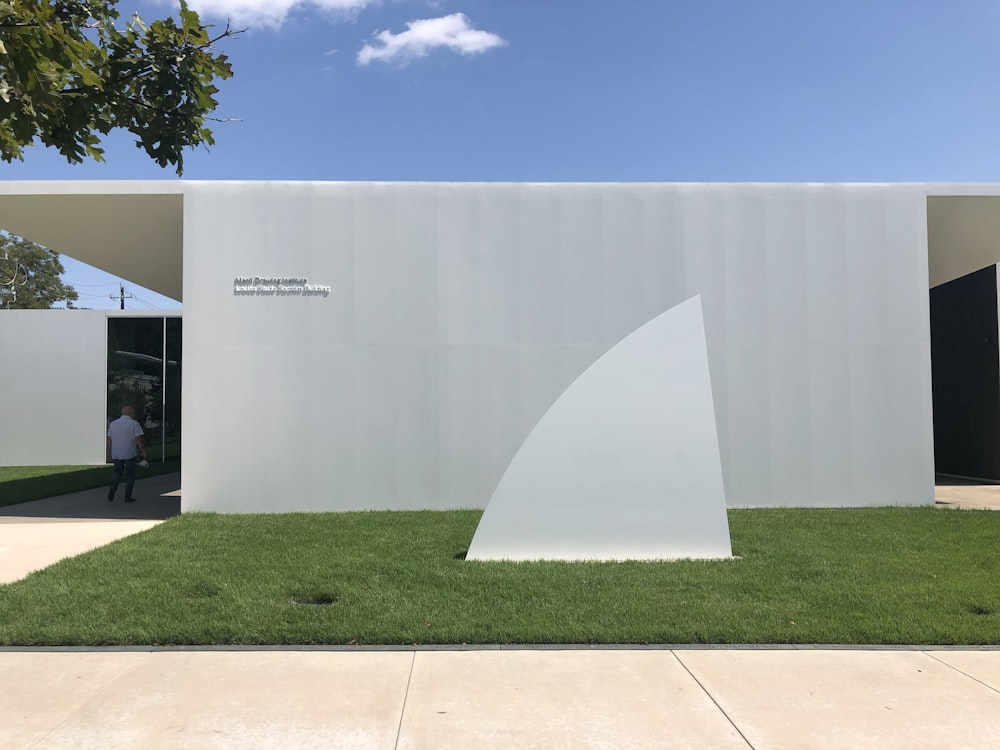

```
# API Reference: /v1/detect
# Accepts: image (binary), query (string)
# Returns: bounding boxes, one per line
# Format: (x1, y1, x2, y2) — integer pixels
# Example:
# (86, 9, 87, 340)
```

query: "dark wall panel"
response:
(930, 265, 1000, 478)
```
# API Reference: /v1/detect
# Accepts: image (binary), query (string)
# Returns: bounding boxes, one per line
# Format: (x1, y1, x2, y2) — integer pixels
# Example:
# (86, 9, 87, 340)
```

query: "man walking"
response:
(107, 406, 147, 503)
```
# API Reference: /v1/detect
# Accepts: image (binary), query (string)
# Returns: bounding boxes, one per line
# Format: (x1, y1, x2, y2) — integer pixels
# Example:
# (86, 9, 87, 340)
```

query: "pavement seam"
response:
(393, 650, 416, 750)
(670, 650, 756, 750)
(922, 650, 1000, 696)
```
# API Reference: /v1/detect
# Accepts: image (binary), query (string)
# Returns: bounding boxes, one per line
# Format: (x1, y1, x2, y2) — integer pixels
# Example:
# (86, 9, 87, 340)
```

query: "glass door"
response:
(107, 317, 182, 462)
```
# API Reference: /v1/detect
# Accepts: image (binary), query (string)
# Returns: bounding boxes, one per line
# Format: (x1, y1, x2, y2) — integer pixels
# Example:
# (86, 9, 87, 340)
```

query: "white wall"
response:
(0, 310, 107, 466)
(181, 182, 935, 511)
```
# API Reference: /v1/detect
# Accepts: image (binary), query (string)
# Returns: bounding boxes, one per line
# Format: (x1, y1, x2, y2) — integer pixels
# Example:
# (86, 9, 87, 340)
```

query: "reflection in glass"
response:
(107, 316, 182, 462)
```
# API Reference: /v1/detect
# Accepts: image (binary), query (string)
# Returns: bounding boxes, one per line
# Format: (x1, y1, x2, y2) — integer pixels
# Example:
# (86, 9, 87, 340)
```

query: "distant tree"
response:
(0, 0, 240, 175)
(0, 235, 77, 308)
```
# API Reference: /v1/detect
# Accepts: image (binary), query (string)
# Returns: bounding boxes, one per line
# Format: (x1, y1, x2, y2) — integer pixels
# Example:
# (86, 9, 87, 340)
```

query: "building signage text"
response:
(233, 276, 331, 297)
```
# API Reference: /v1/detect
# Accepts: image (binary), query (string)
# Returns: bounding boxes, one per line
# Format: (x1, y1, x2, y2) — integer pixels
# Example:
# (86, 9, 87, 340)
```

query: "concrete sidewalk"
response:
(934, 476, 1000, 510)
(0, 472, 180, 584)
(1, 646, 999, 749)
(3, 476, 1000, 748)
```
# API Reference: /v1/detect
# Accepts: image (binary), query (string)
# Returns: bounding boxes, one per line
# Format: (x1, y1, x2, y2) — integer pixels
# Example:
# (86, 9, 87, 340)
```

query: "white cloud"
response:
(188, 0, 375, 30)
(357, 13, 506, 66)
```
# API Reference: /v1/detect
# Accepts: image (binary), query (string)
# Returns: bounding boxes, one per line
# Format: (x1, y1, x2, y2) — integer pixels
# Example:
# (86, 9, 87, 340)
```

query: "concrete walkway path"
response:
(1, 646, 999, 749)
(2, 475, 1000, 748)
(0, 472, 180, 584)
(934, 475, 1000, 510)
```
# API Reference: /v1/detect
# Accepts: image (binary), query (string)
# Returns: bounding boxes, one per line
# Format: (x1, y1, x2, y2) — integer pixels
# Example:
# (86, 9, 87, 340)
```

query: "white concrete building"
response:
(3, 182, 998, 558)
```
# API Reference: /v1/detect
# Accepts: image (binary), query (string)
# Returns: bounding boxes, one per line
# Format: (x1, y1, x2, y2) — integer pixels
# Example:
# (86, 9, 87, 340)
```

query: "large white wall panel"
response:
(0, 310, 106, 466)
(182, 183, 679, 512)
(695, 185, 934, 507)
(182, 182, 935, 512)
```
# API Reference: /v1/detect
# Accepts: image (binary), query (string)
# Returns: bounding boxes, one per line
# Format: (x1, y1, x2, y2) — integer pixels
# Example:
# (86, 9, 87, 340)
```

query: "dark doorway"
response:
(107, 316, 182, 463)
(929, 265, 1000, 480)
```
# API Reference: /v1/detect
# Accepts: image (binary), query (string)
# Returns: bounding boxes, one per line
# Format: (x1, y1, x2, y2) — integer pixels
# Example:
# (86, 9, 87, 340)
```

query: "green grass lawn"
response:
(1, 506, 998, 646)
(0, 462, 181, 507)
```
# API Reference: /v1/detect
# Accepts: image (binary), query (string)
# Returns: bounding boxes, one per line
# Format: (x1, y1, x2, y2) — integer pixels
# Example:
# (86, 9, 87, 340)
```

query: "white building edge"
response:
(2, 182, 998, 557)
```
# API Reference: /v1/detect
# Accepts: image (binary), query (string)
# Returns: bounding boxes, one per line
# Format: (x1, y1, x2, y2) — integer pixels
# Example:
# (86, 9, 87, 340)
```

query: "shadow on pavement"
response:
(0, 472, 181, 522)
(934, 473, 1000, 487)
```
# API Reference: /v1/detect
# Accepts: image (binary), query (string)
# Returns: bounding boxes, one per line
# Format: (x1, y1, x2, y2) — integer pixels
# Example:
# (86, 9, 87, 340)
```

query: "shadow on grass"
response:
(1, 469, 108, 503)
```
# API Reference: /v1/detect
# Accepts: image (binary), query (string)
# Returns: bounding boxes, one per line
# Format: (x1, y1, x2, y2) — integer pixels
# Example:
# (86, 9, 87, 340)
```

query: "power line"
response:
(130, 295, 161, 310)
(63, 281, 125, 288)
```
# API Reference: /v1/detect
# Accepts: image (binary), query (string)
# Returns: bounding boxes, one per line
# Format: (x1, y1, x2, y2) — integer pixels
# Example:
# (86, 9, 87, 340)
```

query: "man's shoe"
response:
(107, 491, 115, 502)
(124, 497, 137, 503)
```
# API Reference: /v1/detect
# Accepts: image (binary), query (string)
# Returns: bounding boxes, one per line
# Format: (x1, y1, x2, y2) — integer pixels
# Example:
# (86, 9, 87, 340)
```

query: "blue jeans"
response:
(110, 457, 137, 499)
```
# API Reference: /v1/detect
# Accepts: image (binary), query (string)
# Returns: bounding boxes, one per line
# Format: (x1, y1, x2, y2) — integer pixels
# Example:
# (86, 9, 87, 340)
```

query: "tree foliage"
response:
(0, 0, 239, 174)
(0, 234, 77, 308)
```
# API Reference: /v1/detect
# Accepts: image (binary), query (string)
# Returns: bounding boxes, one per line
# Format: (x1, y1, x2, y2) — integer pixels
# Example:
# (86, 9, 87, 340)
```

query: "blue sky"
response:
(6, 0, 1000, 308)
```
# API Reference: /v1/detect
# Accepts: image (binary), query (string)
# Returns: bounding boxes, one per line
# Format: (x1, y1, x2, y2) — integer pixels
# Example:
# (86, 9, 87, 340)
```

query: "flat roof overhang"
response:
(928, 194, 1000, 288)
(2, 182, 1000, 303)
(0, 181, 184, 302)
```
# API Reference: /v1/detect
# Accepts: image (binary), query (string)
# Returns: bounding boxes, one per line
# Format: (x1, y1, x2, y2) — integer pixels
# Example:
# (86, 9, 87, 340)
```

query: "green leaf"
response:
(0, 0, 240, 173)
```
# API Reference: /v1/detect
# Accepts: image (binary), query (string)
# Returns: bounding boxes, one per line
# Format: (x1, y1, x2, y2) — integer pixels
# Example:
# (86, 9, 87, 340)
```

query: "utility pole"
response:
(111, 283, 134, 310)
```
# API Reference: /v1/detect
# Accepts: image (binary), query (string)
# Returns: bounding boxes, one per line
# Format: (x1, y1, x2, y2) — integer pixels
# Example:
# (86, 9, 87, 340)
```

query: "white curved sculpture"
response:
(467, 295, 732, 561)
